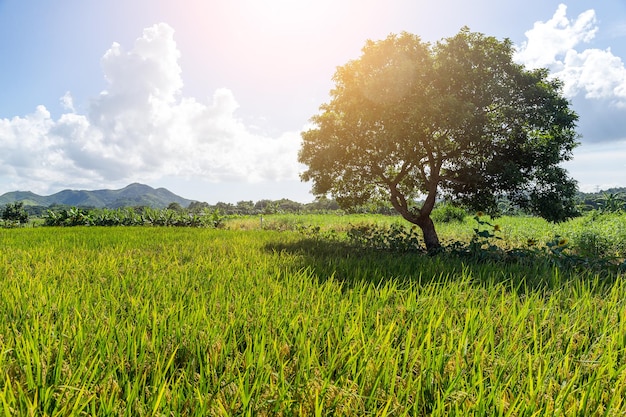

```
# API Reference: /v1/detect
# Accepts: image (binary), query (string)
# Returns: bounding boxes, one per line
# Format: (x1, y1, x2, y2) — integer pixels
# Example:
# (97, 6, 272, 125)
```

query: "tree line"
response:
(0, 198, 346, 228)
(2, 189, 624, 229)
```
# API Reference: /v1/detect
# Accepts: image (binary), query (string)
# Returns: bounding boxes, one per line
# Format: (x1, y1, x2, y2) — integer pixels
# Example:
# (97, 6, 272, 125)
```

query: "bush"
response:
(431, 203, 467, 223)
(347, 222, 423, 252)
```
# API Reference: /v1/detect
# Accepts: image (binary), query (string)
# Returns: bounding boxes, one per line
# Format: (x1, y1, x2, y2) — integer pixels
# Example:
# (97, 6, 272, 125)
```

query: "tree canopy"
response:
(1, 201, 29, 225)
(299, 29, 579, 250)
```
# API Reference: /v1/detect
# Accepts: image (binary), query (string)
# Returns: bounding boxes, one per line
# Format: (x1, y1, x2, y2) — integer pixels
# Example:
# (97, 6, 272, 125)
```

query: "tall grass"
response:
(0, 218, 625, 415)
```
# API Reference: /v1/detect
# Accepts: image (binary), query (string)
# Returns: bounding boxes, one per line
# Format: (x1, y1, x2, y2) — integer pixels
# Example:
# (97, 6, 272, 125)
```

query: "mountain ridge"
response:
(0, 183, 194, 209)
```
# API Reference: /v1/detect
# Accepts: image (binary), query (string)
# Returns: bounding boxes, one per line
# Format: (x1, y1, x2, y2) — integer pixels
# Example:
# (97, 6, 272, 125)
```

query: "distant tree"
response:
(254, 200, 279, 214)
(132, 205, 149, 214)
(214, 202, 236, 214)
(305, 196, 341, 212)
(167, 202, 184, 212)
(188, 201, 210, 213)
(24, 205, 46, 217)
(2, 202, 29, 225)
(275, 199, 303, 213)
(236, 200, 255, 214)
(299, 29, 579, 250)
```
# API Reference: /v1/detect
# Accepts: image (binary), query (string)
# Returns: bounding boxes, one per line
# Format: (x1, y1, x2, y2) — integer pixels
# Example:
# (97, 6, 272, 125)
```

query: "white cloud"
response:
(560, 48, 626, 99)
(59, 91, 75, 112)
(0, 106, 56, 172)
(515, 4, 597, 69)
(515, 4, 626, 107)
(0, 23, 302, 195)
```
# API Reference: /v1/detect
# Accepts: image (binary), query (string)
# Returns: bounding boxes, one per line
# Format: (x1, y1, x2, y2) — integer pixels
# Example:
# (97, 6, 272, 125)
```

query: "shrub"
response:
(347, 222, 423, 252)
(431, 203, 467, 223)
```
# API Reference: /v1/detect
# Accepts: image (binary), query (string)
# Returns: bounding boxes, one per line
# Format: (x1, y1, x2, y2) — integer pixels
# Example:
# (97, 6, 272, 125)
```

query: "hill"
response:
(0, 183, 194, 209)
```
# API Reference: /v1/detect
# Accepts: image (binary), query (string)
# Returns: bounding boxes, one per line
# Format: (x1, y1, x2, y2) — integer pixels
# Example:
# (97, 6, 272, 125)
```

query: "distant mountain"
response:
(0, 183, 194, 209)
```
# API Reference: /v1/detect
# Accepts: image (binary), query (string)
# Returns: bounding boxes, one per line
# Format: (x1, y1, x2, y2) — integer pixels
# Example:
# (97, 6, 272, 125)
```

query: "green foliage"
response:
(209, 209, 224, 228)
(576, 188, 626, 212)
(1, 201, 29, 227)
(569, 211, 626, 260)
(43, 206, 90, 226)
(7, 197, 347, 221)
(459, 213, 505, 260)
(340, 212, 625, 274)
(42, 206, 224, 228)
(347, 222, 423, 252)
(166, 202, 184, 212)
(430, 203, 467, 223)
(299, 28, 579, 249)
(573, 229, 611, 258)
(190, 197, 344, 215)
(598, 192, 625, 213)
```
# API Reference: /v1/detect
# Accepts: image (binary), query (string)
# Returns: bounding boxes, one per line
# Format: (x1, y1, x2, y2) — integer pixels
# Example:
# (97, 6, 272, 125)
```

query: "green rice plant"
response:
(573, 229, 610, 258)
(568, 211, 626, 260)
(0, 219, 625, 415)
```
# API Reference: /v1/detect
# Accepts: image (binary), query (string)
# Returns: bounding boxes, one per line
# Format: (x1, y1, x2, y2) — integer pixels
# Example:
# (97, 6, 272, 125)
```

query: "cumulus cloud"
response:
(515, 4, 597, 70)
(0, 23, 302, 194)
(515, 4, 626, 108)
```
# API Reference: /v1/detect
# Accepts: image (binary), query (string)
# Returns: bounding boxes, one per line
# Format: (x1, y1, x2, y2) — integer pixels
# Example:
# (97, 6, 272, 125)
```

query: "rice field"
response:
(1, 213, 626, 415)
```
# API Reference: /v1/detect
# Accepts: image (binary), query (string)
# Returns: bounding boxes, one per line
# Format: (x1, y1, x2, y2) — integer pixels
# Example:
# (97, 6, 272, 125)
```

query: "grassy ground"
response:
(1, 214, 625, 415)
(226, 211, 626, 260)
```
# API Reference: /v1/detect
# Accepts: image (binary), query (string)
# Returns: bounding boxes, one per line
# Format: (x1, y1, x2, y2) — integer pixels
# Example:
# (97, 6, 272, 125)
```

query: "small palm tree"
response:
(599, 192, 625, 213)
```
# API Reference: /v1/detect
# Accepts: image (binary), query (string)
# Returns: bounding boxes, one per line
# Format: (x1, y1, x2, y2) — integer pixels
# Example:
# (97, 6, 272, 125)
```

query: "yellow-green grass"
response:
(1, 219, 625, 415)
(225, 211, 625, 259)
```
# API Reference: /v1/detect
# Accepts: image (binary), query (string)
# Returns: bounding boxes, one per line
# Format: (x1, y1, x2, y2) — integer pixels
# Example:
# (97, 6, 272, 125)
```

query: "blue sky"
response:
(1, 1, 625, 203)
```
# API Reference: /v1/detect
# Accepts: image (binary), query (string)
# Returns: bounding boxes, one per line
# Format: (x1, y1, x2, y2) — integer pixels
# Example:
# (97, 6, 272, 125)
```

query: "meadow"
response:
(1, 212, 626, 415)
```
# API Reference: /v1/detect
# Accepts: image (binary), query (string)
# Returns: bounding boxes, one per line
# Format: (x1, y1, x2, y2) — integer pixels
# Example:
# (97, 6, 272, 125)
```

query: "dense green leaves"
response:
(299, 29, 579, 249)
(42, 206, 224, 227)
(1, 201, 29, 226)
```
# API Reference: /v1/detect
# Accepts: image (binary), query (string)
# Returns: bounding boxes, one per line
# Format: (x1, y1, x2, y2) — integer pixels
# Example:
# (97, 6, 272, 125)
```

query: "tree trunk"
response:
(389, 184, 441, 252)
(416, 215, 441, 251)
(387, 184, 441, 251)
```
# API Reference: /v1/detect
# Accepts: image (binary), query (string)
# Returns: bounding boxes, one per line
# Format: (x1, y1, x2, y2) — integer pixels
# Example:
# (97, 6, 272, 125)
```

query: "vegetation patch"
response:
(1, 213, 625, 414)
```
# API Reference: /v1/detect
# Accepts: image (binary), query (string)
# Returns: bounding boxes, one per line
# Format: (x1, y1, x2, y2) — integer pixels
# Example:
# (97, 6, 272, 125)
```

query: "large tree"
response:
(299, 29, 579, 250)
